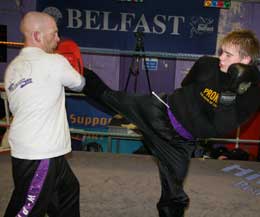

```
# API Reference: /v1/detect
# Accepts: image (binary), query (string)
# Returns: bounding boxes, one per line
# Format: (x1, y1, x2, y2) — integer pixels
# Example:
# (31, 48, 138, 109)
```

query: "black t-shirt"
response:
(168, 56, 260, 138)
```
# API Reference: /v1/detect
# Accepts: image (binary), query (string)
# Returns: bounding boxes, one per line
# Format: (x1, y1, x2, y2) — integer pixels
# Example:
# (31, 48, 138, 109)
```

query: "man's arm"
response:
(181, 56, 219, 87)
(57, 54, 85, 92)
(214, 63, 260, 136)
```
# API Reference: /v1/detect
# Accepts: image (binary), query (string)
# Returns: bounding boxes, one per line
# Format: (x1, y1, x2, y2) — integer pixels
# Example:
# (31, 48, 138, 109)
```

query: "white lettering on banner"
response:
(153, 15, 166, 34)
(67, 9, 82, 28)
(168, 16, 185, 35)
(120, 13, 135, 32)
(222, 164, 260, 197)
(43, 6, 217, 41)
(189, 17, 214, 38)
(133, 14, 150, 33)
(85, 10, 101, 30)
(103, 11, 118, 31)
(66, 9, 186, 35)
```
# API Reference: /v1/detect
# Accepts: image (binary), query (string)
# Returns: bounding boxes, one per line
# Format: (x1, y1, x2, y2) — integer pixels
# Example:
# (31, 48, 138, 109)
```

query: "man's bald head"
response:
(20, 12, 54, 37)
(20, 11, 60, 52)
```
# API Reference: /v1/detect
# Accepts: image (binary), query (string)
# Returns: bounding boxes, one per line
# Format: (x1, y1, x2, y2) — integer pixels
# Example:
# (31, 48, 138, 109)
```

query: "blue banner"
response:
(37, 0, 219, 54)
(66, 97, 143, 154)
(66, 97, 112, 129)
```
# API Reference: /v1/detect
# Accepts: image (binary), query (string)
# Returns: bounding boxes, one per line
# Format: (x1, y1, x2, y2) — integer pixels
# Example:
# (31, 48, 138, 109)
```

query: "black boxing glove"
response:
(219, 63, 259, 106)
(228, 63, 259, 94)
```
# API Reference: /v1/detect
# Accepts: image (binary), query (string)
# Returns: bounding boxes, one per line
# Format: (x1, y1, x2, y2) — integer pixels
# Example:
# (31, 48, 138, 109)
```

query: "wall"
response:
(0, 1, 260, 89)
(0, 0, 35, 80)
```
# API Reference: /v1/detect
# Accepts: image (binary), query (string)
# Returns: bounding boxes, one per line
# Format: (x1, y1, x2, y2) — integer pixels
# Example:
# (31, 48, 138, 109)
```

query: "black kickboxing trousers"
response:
(99, 90, 195, 217)
(4, 155, 80, 217)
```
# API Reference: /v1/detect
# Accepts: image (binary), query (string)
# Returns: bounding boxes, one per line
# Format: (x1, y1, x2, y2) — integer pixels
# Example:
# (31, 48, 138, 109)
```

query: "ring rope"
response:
(2, 40, 260, 62)
(1, 40, 260, 63)
(0, 41, 24, 47)
(0, 40, 203, 60)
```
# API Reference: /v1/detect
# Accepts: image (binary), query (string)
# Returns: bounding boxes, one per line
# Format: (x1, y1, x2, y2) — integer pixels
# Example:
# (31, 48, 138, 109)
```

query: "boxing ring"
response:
(0, 41, 260, 216)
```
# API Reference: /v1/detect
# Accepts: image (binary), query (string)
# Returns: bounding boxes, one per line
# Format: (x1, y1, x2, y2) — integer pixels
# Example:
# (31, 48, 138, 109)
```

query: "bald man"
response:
(4, 11, 85, 217)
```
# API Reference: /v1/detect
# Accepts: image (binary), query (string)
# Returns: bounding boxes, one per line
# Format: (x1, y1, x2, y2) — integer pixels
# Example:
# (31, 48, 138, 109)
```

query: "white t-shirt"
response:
(4, 47, 85, 160)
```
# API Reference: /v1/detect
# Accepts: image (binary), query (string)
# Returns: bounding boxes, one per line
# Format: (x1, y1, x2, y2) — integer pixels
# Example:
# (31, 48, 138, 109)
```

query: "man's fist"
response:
(219, 63, 259, 106)
(227, 63, 259, 95)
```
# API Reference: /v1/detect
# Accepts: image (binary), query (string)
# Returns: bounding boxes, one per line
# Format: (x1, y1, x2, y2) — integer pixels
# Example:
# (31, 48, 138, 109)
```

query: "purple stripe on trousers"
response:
(16, 159, 50, 217)
(167, 108, 193, 140)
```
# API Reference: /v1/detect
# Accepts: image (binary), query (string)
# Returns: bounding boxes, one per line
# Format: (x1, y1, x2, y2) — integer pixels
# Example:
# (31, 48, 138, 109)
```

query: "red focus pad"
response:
(55, 39, 84, 75)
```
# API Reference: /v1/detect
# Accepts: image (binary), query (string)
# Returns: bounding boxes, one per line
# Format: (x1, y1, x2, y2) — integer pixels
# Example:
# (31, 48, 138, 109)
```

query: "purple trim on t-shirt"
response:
(167, 108, 193, 140)
(16, 159, 50, 217)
